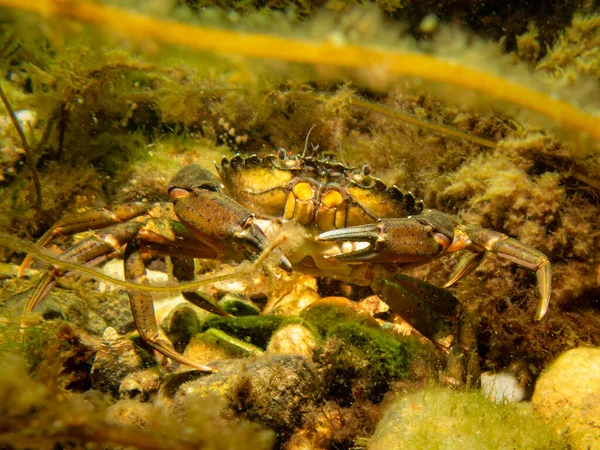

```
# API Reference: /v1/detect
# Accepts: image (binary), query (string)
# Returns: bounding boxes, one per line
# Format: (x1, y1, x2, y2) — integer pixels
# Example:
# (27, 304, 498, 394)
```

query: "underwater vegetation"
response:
(0, 0, 599, 449)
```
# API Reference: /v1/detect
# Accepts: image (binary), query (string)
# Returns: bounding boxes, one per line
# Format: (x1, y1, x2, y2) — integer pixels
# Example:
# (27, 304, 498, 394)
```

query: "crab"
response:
(20, 149, 551, 374)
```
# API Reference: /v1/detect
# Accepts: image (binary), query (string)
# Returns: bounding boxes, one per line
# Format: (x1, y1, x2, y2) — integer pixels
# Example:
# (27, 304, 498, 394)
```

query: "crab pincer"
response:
(318, 210, 551, 321)
(317, 211, 455, 264)
(317, 213, 463, 351)
(169, 164, 291, 270)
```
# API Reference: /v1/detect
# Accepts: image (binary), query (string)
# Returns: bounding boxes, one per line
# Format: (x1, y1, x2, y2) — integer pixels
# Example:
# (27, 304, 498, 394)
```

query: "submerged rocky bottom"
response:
(1, 264, 598, 450)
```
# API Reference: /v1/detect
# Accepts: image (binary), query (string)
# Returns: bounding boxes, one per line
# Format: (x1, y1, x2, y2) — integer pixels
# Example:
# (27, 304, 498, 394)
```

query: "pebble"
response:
(532, 347, 600, 450)
(480, 371, 525, 404)
(266, 323, 318, 361)
(369, 388, 564, 449)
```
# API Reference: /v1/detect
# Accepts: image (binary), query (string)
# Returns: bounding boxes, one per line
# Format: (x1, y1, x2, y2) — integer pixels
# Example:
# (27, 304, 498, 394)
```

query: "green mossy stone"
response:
(301, 299, 379, 337)
(198, 328, 263, 356)
(302, 299, 424, 382)
(328, 322, 417, 381)
(164, 304, 202, 353)
(219, 293, 261, 316)
(369, 388, 567, 450)
(199, 315, 286, 349)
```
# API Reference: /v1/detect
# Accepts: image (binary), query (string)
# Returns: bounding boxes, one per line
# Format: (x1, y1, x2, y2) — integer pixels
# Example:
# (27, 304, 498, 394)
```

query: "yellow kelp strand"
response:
(0, 0, 598, 141)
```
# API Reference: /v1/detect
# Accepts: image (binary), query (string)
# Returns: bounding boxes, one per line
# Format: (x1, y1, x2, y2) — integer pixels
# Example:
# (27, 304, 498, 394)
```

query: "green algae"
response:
(197, 300, 424, 389)
(199, 315, 286, 349)
(200, 327, 263, 356)
(219, 293, 261, 316)
(328, 322, 417, 381)
(300, 300, 379, 337)
(0, 352, 275, 450)
(369, 388, 567, 449)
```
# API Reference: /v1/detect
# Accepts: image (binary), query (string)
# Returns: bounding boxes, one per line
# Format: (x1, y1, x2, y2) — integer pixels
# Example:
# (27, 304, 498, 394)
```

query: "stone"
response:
(91, 327, 153, 396)
(158, 354, 320, 434)
(119, 368, 162, 401)
(480, 371, 525, 404)
(219, 293, 260, 316)
(94, 292, 133, 335)
(369, 388, 565, 449)
(532, 347, 600, 450)
(162, 304, 202, 352)
(183, 328, 263, 367)
(106, 399, 158, 429)
(266, 323, 318, 361)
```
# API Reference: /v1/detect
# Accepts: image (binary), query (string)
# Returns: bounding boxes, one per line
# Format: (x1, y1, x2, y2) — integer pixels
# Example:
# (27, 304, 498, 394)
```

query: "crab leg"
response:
(169, 255, 231, 317)
(450, 225, 551, 320)
(22, 216, 230, 368)
(23, 221, 144, 313)
(372, 274, 480, 384)
(443, 252, 486, 289)
(371, 274, 460, 349)
(18, 203, 152, 277)
(124, 242, 215, 372)
(22, 218, 224, 314)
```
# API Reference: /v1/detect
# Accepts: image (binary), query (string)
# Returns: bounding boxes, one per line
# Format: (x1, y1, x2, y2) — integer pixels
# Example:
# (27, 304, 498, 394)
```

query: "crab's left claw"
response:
(317, 211, 454, 264)
(318, 210, 552, 321)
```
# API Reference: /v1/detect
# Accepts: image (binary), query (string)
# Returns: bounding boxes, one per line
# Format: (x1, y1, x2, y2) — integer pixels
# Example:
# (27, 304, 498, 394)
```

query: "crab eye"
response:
(277, 148, 287, 160)
(362, 164, 371, 176)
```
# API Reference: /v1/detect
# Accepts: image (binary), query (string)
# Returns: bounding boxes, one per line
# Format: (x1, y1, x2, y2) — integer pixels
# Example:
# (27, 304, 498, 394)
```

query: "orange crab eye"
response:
(277, 148, 287, 160)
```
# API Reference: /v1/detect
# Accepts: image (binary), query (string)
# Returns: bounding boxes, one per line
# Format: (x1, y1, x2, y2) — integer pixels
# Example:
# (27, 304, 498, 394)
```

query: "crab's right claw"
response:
(169, 165, 291, 270)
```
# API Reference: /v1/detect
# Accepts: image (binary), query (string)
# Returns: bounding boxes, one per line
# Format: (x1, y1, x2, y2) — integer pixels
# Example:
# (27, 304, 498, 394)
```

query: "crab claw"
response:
(169, 165, 291, 270)
(317, 211, 454, 264)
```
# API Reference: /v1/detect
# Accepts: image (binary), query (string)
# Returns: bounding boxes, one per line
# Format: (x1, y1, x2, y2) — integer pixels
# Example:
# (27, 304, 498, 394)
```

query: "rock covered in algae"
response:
(219, 292, 261, 316)
(369, 388, 566, 449)
(158, 354, 320, 434)
(91, 327, 154, 396)
(119, 368, 162, 401)
(532, 347, 600, 450)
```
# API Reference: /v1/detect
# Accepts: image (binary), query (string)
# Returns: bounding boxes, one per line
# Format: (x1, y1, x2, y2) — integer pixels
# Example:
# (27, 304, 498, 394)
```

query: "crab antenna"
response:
(302, 124, 316, 158)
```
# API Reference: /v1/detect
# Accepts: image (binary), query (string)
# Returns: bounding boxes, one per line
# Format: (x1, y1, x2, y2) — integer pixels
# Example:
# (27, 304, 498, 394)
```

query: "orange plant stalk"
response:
(1, 0, 599, 141)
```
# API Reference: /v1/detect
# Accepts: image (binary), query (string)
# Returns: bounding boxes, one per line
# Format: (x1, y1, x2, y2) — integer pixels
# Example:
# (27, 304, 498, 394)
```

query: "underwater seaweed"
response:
(0, 0, 598, 144)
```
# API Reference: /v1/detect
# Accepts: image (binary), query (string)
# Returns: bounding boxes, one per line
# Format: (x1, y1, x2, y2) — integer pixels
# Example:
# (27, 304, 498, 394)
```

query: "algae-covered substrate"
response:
(0, 1, 598, 449)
